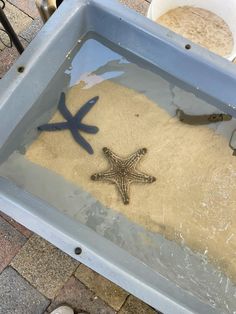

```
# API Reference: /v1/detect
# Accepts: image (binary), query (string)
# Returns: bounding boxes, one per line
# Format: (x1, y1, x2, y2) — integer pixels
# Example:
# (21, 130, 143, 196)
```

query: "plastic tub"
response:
(147, 0, 236, 61)
(1, 1, 236, 313)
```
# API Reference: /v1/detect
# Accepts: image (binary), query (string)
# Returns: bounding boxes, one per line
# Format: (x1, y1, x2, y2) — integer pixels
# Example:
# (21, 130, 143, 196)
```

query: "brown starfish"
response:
(91, 147, 156, 205)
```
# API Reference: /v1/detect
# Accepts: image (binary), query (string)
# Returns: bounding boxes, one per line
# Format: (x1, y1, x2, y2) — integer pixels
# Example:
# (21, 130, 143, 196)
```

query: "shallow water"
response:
(0, 34, 236, 313)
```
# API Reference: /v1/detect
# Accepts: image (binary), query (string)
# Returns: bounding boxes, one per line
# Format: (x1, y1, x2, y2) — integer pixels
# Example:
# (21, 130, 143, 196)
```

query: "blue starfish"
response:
(38, 92, 99, 154)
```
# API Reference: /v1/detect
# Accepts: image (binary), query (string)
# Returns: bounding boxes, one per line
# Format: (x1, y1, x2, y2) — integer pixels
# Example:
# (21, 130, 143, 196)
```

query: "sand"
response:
(157, 6, 233, 57)
(26, 80, 236, 282)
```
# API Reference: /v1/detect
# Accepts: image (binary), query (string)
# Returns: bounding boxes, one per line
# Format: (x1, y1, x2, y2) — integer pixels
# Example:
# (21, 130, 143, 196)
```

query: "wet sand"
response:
(26, 80, 236, 282)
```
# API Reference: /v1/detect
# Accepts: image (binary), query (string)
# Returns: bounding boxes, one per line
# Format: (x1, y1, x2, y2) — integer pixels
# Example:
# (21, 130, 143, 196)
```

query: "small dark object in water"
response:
(176, 109, 232, 125)
(38, 92, 99, 154)
(91, 147, 156, 205)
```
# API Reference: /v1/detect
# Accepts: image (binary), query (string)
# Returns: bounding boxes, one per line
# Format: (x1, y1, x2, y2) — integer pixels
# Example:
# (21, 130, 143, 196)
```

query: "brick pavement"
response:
(0, 0, 161, 313)
(0, 212, 159, 314)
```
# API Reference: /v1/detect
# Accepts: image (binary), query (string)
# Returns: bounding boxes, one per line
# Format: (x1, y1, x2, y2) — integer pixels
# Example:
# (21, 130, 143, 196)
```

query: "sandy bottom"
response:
(157, 6, 233, 57)
(26, 81, 236, 282)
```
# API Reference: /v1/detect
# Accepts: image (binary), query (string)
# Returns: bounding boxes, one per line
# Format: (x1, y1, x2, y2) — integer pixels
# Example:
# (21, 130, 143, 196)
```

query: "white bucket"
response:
(147, 0, 236, 61)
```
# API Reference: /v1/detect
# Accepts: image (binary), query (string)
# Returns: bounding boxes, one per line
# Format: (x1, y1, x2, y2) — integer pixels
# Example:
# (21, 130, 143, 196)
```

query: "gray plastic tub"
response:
(0, 1, 236, 313)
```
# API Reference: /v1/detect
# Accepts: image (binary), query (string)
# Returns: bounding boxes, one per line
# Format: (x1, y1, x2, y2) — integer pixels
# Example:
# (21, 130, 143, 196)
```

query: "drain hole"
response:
(185, 44, 191, 50)
(75, 247, 82, 255)
(17, 66, 25, 73)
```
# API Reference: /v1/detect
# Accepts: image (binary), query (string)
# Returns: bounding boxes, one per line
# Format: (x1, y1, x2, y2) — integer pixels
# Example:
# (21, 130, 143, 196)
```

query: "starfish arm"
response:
(38, 122, 69, 131)
(102, 147, 123, 167)
(58, 92, 73, 121)
(129, 171, 156, 183)
(116, 177, 130, 205)
(125, 148, 147, 169)
(78, 123, 99, 134)
(75, 96, 99, 122)
(70, 127, 94, 154)
(91, 170, 117, 183)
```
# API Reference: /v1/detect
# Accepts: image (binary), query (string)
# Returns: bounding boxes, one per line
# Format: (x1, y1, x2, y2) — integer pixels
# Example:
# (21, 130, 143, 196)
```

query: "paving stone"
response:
(20, 16, 43, 43)
(47, 276, 116, 314)
(0, 211, 32, 238)
(119, 0, 149, 15)
(118, 295, 159, 314)
(0, 267, 49, 314)
(7, 0, 39, 18)
(0, 1, 32, 50)
(75, 264, 128, 311)
(0, 216, 27, 273)
(11, 234, 79, 299)
(0, 44, 19, 78)
(0, 37, 28, 78)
